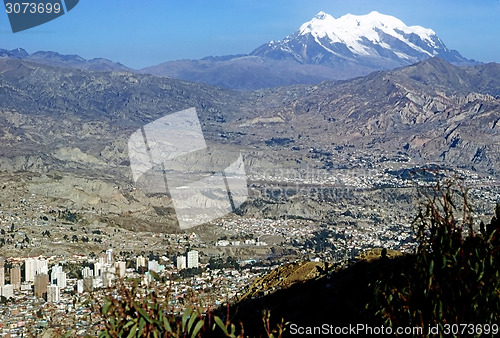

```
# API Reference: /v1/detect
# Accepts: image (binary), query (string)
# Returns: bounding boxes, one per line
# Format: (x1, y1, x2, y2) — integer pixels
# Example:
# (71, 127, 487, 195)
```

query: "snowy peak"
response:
(298, 11, 438, 57)
(251, 11, 471, 69)
(313, 11, 331, 20)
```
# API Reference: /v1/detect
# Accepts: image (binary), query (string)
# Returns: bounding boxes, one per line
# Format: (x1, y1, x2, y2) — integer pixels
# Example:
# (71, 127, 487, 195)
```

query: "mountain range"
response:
(0, 11, 498, 227)
(1, 56, 497, 174)
(2, 11, 476, 90)
(0, 48, 132, 72)
(0, 55, 498, 225)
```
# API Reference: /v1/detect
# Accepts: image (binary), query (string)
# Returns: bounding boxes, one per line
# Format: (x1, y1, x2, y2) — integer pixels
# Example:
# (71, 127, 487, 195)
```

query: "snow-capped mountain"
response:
(143, 10, 476, 90)
(251, 11, 471, 68)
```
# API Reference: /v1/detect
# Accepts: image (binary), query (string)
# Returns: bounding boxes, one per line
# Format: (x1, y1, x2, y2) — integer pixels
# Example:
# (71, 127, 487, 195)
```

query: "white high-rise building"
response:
(94, 262, 102, 277)
(136, 256, 146, 269)
(56, 271, 67, 289)
(51, 265, 63, 284)
(25, 258, 37, 282)
(187, 250, 199, 269)
(0, 257, 5, 287)
(37, 259, 48, 275)
(148, 260, 158, 273)
(0, 284, 14, 299)
(82, 266, 93, 278)
(47, 285, 60, 302)
(176, 256, 186, 270)
(77, 280, 84, 294)
(25, 258, 49, 282)
(106, 249, 114, 263)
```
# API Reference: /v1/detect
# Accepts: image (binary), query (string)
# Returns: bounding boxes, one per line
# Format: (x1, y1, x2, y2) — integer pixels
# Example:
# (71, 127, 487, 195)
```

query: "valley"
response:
(0, 55, 498, 257)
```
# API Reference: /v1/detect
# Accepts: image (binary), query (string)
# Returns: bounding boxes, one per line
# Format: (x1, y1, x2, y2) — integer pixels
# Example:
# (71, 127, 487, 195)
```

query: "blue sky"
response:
(1, 0, 499, 69)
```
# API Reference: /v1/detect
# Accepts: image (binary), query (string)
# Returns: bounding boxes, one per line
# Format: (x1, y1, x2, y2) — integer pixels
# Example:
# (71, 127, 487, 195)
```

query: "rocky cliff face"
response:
(230, 58, 499, 175)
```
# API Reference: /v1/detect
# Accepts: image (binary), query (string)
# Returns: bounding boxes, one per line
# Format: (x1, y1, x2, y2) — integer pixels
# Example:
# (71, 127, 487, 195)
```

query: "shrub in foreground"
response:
(372, 176, 500, 334)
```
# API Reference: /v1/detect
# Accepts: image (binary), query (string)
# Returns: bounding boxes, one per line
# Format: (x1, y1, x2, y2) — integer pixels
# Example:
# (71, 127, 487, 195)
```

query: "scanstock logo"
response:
(128, 108, 248, 230)
(4, 0, 79, 33)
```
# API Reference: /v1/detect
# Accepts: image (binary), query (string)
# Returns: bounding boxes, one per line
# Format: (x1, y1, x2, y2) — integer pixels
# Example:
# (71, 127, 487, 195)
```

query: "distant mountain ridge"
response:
(0, 47, 132, 72)
(141, 56, 345, 91)
(2, 11, 479, 90)
(0, 56, 498, 177)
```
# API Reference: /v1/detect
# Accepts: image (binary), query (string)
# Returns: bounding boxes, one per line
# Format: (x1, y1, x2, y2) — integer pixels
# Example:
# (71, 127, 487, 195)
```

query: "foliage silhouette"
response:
(371, 173, 500, 335)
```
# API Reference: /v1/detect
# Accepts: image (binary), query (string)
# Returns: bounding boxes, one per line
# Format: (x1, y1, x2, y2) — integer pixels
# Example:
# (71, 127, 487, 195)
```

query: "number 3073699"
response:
(5, 2, 62, 14)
